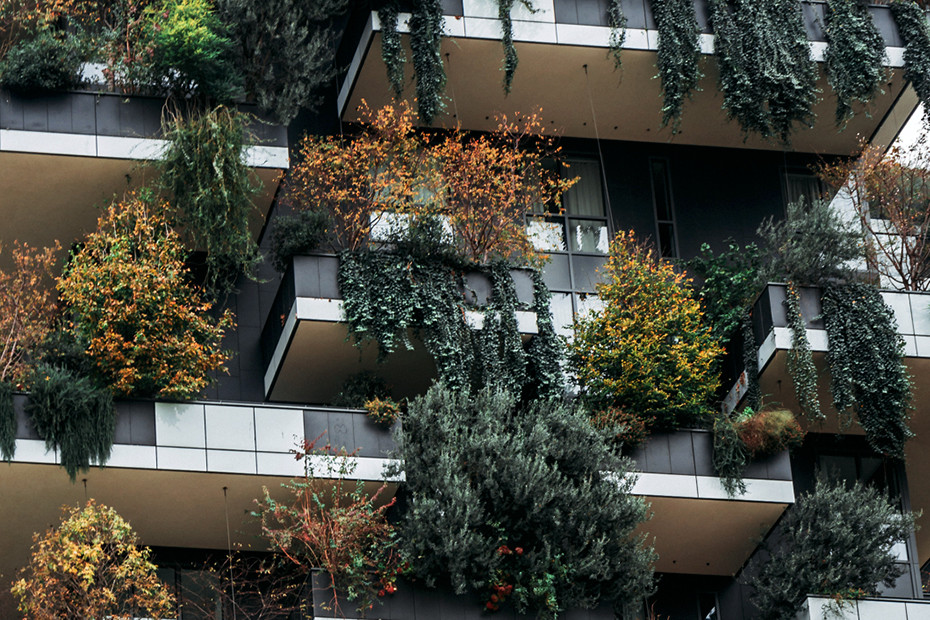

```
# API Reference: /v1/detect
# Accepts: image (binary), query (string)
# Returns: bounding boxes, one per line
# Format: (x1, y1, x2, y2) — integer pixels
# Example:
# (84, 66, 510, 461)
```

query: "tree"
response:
(819, 137, 930, 291)
(569, 230, 722, 431)
(749, 477, 916, 620)
(0, 241, 60, 388)
(395, 384, 655, 618)
(217, 0, 348, 123)
(11, 500, 175, 619)
(57, 195, 233, 399)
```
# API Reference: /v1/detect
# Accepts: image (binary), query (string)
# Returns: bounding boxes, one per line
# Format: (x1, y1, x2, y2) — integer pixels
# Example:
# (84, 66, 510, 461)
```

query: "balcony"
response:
(337, 0, 915, 154)
(0, 394, 397, 602)
(794, 595, 930, 620)
(724, 283, 930, 570)
(261, 254, 540, 404)
(628, 429, 794, 576)
(0, 89, 288, 263)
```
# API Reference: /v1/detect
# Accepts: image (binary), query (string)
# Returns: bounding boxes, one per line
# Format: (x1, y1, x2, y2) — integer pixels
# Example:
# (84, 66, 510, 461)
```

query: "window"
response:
(784, 171, 825, 207)
(650, 158, 678, 259)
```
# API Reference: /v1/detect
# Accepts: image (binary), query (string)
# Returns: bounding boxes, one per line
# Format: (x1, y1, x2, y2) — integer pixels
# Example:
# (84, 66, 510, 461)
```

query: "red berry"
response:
(515, 547, 523, 555)
(378, 590, 386, 597)
(486, 602, 495, 610)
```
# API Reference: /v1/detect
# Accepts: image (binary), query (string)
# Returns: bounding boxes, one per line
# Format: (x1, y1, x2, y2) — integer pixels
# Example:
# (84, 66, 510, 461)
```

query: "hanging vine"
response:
(742, 311, 761, 411)
(709, 0, 818, 143)
(648, 0, 703, 132)
(713, 410, 749, 496)
(471, 262, 528, 395)
(526, 270, 566, 401)
(0, 382, 14, 461)
(822, 283, 912, 459)
(608, 0, 627, 70)
(378, 0, 406, 98)
(824, 0, 887, 127)
(409, 0, 446, 125)
(890, 0, 930, 119)
(495, 0, 537, 94)
(785, 283, 823, 421)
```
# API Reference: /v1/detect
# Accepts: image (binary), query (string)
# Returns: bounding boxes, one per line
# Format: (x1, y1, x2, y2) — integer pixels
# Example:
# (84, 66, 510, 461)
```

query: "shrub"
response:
(0, 31, 83, 93)
(713, 410, 749, 496)
(57, 195, 233, 400)
(394, 385, 655, 617)
(256, 438, 401, 614)
(12, 500, 175, 619)
(364, 396, 401, 427)
(159, 105, 261, 298)
(267, 210, 329, 273)
(25, 364, 115, 481)
(749, 477, 916, 620)
(569, 230, 722, 430)
(333, 370, 392, 408)
(591, 407, 650, 448)
(734, 408, 805, 457)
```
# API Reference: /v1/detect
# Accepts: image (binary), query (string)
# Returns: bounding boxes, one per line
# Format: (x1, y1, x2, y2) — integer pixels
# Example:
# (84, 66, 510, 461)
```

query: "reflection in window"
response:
(527, 217, 566, 252)
(569, 218, 609, 253)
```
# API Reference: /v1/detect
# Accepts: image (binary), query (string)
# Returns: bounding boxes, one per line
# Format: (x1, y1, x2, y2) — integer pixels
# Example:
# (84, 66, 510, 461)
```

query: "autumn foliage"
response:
(569, 230, 722, 430)
(57, 195, 232, 399)
(286, 102, 573, 264)
(11, 500, 175, 620)
(0, 241, 60, 387)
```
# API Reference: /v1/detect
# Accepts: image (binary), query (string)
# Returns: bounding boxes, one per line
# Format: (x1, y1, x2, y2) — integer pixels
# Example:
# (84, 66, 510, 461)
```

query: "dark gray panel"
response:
(693, 0, 712, 33)
(118, 97, 147, 137)
(766, 284, 788, 328)
(870, 6, 902, 48)
(463, 271, 492, 306)
(353, 414, 386, 458)
(294, 254, 340, 298)
(414, 585, 444, 619)
(742, 458, 768, 479)
(801, 1, 826, 42)
(627, 443, 647, 471)
(638, 0, 656, 30)
(441, 0, 464, 15)
(575, 0, 610, 26)
(554, 0, 579, 23)
(668, 431, 696, 475)
(643, 433, 672, 474)
(510, 269, 535, 306)
(571, 255, 607, 293)
(303, 408, 330, 446)
(138, 97, 164, 137)
(0, 91, 24, 130)
(70, 93, 96, 134)
(327, 411, 357, 452)
(540, 254, 572, 291)
(45, 94, 74, 133)
(878, 564, 916, 598)
(763, 450, 792, 481)
(799, 286, 824, 329)
(95, 95, 122, 136)
(691, 431, 715, 476)
(113, 405, 133, 444)
(14, 394, 39, 440)
(129, 402, 156, 445)
(22, 100, 48, 132)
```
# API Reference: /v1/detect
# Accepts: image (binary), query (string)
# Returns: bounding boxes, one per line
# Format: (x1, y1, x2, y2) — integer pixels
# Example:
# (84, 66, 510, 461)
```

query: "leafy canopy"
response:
(58, 194, 233, 399)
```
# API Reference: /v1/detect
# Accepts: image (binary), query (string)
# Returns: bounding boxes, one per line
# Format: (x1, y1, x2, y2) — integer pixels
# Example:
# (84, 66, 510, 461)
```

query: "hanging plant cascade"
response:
(377, 0, 406, 98)
(608, 0, 627, 70)
(785, 283, 823, 420)
(890, 0, 930, 120)
(0, 381, 14, 461)
(824, 0, 887, 127)
(648, 0, 703, 132)
(409, 0, 446, 125)
(496, 0, 537, 94)
(710, 0, 818, 143)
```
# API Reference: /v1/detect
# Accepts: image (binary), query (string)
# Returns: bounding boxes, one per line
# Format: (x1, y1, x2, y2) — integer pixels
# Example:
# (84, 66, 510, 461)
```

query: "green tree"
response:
(749, 477, 916, 620)
(395, 384, 655, 618)
(217, 0, 348, 123)
(12, 500, 175, 619)
(569, 230, 722, 430)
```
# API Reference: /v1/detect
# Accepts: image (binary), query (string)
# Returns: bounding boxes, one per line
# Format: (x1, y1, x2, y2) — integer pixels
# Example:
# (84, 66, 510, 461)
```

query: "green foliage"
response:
(267, 210, 329, 273)
(526, 270, 566, 401)
(742, 312, 762, 410)
(144, 0, 240, 101)
(757, 197, 861, 286)
(569, 230, 722, 430)
(471, 262, 528, 397)
(607, 0, 627, 70)
(395, 384, 655, 617)
(710, 0, 818, 143)
(891, 0, 930, 121)
(785, 283, 823, 420)
(822, 283, 912, 458)
(159, 105, 261, 298)
(364, 396, 401, 426)
(333, 370, 391, 408)
(496, 1, 536, 94)
(713, 410, 748, 497)
(218, 0, 347, 122)
(26, 364, 115, 481)
(0, 381, 14, 461)
(824, 0, 887, 126)
(686, 240, 763, 343)
(377, 0, 405, 98)
(648, 0, 703, 132)
(0, 30, 83, 93)
(409, 0, 445, 125)
(749, 476, 916, 620)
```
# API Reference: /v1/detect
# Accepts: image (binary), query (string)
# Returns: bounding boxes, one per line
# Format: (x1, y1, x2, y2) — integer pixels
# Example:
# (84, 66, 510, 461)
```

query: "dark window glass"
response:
(650, 159, 678, 258)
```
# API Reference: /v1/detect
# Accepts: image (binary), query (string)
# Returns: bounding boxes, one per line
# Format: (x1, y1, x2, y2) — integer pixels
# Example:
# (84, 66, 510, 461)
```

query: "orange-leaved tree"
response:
(569, 230, 722, 431)
(430, 111, 576, 264)
(11, 500, 175, 620)
(285, 100, 435, 252)
(0, 241, 60, 388)
(57, 194, 233, 399)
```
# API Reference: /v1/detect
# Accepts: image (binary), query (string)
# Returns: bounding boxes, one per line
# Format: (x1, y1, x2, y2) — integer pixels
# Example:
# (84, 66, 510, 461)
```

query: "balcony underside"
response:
(342, 30, 915, 154)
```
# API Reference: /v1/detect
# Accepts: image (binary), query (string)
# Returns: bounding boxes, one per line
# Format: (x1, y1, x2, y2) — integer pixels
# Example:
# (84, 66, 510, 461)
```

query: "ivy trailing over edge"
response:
(377, 0, 405, 98)
(409, 0, 446, 125)
(527, 270, 566, 401)
(785, 283, 823, 421)
(496, 0, 536, 94)
(26, 364, 116, 481)
(890, 0, 930, 120)
(608, 0, 627, 70)
(648, 0, 703, 132)
(824, 0, 887, 127)
(822, 283, 912, 459)
(742, 311, 762, 411)
(709, 0, 818, 143)
(0, 381, 14, 461)
(713, 410, 748, 496)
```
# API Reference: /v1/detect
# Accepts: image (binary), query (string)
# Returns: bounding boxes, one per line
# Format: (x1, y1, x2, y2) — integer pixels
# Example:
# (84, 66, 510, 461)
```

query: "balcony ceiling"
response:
(344, 34, 916, 155)
(0, 152, 281, 271)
